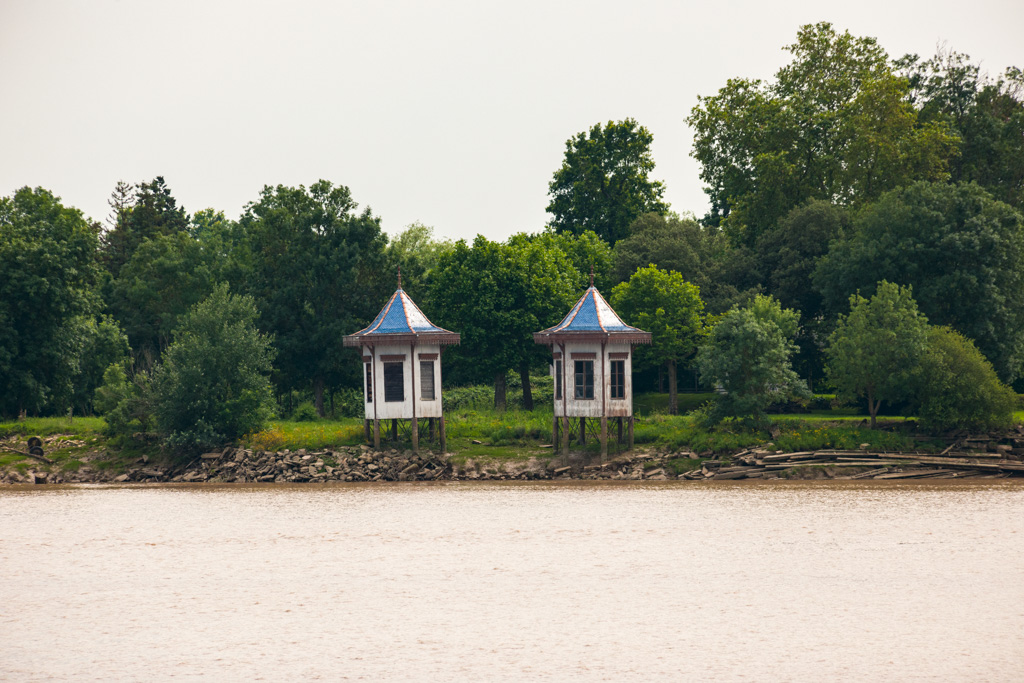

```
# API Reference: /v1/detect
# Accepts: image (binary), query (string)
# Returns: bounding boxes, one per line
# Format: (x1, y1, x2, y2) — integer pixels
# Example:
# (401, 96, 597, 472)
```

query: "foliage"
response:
(93, 361, 155, 441)
(688, 22, 958, 245)
(914, 326, 1016, 431)
(71, 316, 130, 415)
(547, 118, 668, 244)
(290, 402, 319, 422)
(816, 181, 1024, 381)
(611, 265, 706, 414)
(0, 187, 101, 416)
(240, 180, 390, 414)
(530, 229, 615, 292)
(152, 285, 276, 454)
(825, 282, 930, 428)
(698, 295, 808, 424)
(386, 222, 453, 308)
(100, 177, 189, 278)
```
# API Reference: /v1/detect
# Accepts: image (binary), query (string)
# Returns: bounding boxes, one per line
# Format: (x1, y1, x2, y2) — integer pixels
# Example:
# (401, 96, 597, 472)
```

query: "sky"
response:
(2, 0, 1022, 242)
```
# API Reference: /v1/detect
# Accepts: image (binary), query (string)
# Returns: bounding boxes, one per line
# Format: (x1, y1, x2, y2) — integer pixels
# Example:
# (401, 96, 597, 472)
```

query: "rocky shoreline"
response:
(4, 428, 1024, 485)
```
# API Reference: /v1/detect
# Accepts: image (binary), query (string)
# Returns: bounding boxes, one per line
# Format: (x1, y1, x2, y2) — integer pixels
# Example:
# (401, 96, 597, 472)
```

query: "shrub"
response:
(291, 402, 319, 422)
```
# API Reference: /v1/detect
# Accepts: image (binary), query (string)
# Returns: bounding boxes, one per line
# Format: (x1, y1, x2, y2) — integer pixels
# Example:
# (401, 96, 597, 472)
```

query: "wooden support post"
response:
(617, 417, 623, 444)
(391, 419, 398, 442)
(373, 419, 380, 450)
(412, 417, 419, 454)
(439, 415, 447, 454)
(553, 415, 559, 446)
(561, 416, 569, 457)
(627, 416, 634, 450)
(429, 417, 435, 442)
(600, 416, 608, 461)
(364, 419, 371, 443)
(579, 416, 586, 445)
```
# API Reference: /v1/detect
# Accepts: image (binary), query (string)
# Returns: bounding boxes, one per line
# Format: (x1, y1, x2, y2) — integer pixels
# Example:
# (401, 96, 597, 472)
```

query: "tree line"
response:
(2, 22, 1022, 451)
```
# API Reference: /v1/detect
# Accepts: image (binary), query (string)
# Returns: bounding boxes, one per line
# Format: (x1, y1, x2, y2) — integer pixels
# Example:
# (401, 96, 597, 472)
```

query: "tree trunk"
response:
(668, 359, 678, 415)
(494, 372, 507, 412)
(314, 376, 325, 417)
(868, 390, 878, 429)
(520, 364, 533, 411)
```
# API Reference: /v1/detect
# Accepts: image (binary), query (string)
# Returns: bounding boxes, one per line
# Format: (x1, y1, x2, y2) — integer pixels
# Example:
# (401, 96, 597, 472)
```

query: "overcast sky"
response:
(2, 0, 1022, 242)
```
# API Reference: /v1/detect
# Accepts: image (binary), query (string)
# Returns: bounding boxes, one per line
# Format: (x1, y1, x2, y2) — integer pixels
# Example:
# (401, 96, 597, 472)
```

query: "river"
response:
(1, 481, 1022, 681)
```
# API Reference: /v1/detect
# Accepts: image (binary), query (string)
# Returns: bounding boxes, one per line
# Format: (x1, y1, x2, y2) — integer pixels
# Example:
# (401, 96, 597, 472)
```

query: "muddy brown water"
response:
(2, 481, 1023, 681)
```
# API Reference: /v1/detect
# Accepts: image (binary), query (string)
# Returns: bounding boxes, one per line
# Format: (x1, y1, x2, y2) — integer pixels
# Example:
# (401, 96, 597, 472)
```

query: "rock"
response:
(113, 474, 130, 482)
(200, 451, 222, 460)
(859, 443, 871, 451)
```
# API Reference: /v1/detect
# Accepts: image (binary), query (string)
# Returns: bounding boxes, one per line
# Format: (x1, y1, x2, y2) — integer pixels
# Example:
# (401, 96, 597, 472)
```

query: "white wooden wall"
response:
(362, 343, 443, 420)
(551, 341, 633, 418)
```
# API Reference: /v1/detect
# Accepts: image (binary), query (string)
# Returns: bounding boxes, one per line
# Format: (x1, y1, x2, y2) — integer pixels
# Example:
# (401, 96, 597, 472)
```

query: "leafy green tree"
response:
(815, 181, 1024, 382)
(107, 231, 219, 363)
(94, 360, 155, 442)
(697, 295, 807, 424)
(688, 22, 958, 245)
(71, 316, 130, 415)
(430, 235, 577, 410)
(386, 222, 453, 308)
(610, 266, 706, 414)
(240, 180, 390, 415)
(914, 326, 1016, 431)
(152, 285, 276, 454)
(901, 50, 1024, 208)
(825, 282, 930, 428)
(100, 177, 189, 278)
(547, 118, 669, 244)
(0, 187, 101, 416)
(522, 229, 614, 292)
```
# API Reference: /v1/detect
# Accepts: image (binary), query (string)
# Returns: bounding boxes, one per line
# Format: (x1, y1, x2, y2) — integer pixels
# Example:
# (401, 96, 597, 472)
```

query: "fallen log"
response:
(0, 444, 53, 465)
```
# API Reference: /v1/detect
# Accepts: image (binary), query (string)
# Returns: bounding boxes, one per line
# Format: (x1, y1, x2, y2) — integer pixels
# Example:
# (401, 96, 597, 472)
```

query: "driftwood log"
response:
(0, 444, 53, 465)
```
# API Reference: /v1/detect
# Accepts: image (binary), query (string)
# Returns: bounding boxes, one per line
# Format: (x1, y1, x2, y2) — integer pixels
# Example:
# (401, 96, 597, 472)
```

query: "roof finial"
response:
(397, 265, 402, 290)
(589, 265, 594, 288)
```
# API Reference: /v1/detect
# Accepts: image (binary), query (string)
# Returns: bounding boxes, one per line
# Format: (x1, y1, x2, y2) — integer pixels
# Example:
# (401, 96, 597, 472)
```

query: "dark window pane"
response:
(420, 361, 435, 400)
(611, 360, 625, 399)
(555, 360, 562, 400)
(574, 360, 594, 400)
(384, 362, 404, 402)
(365, 362, 373, 402)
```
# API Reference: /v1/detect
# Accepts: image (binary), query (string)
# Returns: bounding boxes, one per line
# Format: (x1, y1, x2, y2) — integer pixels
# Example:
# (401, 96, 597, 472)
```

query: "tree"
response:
(815, 181, 1024, 382)
(610, 266, 706, 415)
(240, 180, 390, 415)
(386, 222, 453, 310)
(688, 22, 958, 245)
(697, 295, 807, 424)
(100, 177, 189, 278)
(914, 326, 1016, 431)
(152, 285, 276, 454)
(430, 235, 577, 410)
(756, 200, 851, 387)
(0, 187, 100, 416)
(825, 282, 930, 428)
(71, 316, 130, 416)
(547, 118, 668, 244)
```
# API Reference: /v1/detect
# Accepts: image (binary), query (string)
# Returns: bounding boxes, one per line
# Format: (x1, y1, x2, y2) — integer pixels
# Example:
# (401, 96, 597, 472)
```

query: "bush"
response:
(914, 327, 1016, 431)
(152, 285, 276, 455)
(93, 361, 155, 443)
(291, 402, 318, 422)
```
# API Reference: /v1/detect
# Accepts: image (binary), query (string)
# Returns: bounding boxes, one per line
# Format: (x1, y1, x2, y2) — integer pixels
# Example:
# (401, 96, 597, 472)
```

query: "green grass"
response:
(241, 419, 367, 451)
(0, 416, 105, 439)
(633, 392, 715, 416)
(0, 416, 108, 470)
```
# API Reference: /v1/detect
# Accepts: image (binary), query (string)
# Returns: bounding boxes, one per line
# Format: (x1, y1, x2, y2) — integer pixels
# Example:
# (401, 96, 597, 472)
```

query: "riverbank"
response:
(5, 426, 1024, 484)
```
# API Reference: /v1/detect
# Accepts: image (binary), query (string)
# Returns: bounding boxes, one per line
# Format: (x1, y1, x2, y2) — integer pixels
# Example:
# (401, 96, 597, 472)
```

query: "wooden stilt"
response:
(412, 417, 419, 454)
(561, 416, 569, 457)
(429, 417, 436, 442)
(600, 416, 608, 461)
(373, 419, 380, 450)
(391, 419, 398, 442)
(579, 416, 586, 445)
(553, 415, 559, 446)
(439, 415, 447, 454)
(617, 417, 623, 444)
(627, 416, 634, 450)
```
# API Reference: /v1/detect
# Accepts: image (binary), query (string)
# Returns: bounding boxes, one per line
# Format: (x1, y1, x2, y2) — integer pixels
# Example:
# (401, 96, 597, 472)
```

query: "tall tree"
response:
(100, 176, 189, 278)
(815, 181, 1024, 382)
(0, 187, 101, 415)
(825, 282, 930, 428)
(610, 266, 706, 415)
(430, 235, 577, 410)
(697, 295, 807, 425)
(240, 181, 389, 415)
(386, 222, 453, 310)
(547, 118, 668, 245)
(688, 22, 958, 245)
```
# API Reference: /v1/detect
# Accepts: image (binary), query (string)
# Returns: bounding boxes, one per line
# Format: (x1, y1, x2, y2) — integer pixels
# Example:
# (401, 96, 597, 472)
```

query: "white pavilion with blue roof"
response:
(344, 276, 459, 452)
(534, 276, 651, 458)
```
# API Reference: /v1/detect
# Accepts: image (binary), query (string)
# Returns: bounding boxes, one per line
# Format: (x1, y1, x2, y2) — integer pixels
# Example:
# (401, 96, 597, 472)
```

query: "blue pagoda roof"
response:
(344, 289, 460, 346)
(534, 287, 651, 343)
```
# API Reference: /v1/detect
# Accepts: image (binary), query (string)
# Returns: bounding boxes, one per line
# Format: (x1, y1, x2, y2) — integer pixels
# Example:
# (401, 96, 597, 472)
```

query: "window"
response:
(420, 360, 435, 400)
(365, 362, 373, 402)
(555, 360, 562, 400)
(610, 360, 625, 399)
(384, 362, 404, 402)
(574, 360, 594, 400)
